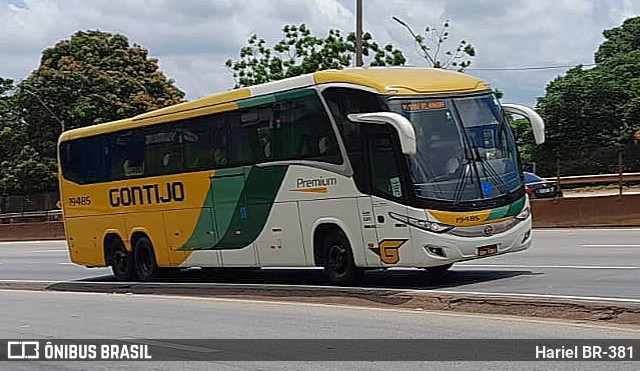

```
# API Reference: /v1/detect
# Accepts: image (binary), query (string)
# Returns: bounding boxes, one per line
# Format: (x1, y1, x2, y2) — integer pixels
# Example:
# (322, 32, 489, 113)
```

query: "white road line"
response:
(0, 241, 66, 245)
(458, 264, 640, 270)
(124, 339, 220, 354)
(0, 279, 60, 283)
(31, 249, 68, 253)
(581, 244, 640, 248)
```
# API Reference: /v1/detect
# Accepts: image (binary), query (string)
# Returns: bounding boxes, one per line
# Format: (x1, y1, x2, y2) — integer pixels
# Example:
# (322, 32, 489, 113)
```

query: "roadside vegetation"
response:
(2, 16, 640, 209)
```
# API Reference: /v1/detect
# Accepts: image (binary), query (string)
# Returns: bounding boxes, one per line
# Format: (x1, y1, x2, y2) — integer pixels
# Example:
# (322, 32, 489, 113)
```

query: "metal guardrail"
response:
(2, 173, 640, 223)
(0, 210, 62, 223)
(546, 172, 640, 186)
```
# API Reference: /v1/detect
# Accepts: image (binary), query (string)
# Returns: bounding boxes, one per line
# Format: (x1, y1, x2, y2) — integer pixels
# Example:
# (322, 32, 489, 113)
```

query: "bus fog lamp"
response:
(424, 245, 446, 257)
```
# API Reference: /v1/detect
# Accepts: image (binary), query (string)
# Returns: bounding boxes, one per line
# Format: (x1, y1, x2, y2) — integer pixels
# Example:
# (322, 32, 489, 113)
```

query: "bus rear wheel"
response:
(110, 238, 135, 281)
(133, 236, 160, 281)
(323, 231, 362, 286)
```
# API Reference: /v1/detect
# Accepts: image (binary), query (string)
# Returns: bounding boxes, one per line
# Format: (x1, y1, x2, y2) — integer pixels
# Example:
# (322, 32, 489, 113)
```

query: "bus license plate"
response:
(477, 245, 498, 257)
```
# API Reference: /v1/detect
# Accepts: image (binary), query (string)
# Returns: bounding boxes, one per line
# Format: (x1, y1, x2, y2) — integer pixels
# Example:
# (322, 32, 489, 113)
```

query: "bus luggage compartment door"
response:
(210, 167, 257, 266)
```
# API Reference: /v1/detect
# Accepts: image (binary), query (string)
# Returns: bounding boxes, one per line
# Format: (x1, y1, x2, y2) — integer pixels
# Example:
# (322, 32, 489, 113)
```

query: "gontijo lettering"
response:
(109, 182, 185, 207)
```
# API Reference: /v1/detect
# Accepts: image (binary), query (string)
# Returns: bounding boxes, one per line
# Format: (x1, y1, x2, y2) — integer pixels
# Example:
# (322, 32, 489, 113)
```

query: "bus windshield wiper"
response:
(452, 158, 471, 204)
(451, 143, 510, 203)
(472, 145, 510, 196)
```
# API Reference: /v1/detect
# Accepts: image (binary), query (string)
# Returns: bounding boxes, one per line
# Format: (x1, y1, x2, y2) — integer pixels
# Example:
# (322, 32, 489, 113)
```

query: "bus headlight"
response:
(389, 212, 454, 234)
(515, 206, 530, 221)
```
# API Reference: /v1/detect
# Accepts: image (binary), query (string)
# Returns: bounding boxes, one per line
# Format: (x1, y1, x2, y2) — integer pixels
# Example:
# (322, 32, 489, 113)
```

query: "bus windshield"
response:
(388, 94, 522, 203)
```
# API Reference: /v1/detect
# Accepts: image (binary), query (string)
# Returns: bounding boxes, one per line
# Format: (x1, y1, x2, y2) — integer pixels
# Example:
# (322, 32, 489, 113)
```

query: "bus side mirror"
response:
(347, 112, 417, 156)
(502, 103, 545, 145)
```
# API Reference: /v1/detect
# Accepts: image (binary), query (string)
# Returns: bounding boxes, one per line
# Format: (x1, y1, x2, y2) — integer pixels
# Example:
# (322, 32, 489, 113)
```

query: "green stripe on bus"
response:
(237, 88, 315, 109)
(487, 196, 525, 220)
(213, 165, 288, 249)
(180, 165, 288, 251)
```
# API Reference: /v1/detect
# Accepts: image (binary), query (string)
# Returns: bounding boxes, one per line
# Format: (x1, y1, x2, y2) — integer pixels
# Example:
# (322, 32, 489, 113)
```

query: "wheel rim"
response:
(138, 245, 153, 277)
(327, 243, 348, 275)
(113, 249, 128, 276)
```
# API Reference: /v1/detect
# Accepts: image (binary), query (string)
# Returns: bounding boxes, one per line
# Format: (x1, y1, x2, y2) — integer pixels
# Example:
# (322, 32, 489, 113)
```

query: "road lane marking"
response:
(581, 244, 640, 248)
(0, 241, 67, 245)
(458, 264, 640, 269)
(31, 249, 68, 253)
(123, 339, 220, 354)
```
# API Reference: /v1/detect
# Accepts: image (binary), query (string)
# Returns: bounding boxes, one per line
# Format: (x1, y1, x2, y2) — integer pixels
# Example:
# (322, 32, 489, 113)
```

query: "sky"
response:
(1, 0, 639, 106)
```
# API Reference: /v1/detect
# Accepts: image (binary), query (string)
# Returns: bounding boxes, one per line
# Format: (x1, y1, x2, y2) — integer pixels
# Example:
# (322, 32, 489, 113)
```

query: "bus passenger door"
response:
(246, 165, 306, 267)
(366, 129, 414, 267)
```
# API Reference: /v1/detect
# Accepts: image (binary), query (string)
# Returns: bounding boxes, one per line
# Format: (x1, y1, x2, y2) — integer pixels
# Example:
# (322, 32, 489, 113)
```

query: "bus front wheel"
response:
(323, 231, 362, 286)
(133, 236, 160, 281)
(110, 238, 135, 281)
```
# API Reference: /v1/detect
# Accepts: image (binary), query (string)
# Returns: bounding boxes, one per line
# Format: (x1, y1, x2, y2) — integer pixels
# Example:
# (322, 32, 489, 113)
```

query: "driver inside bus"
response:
(443, 143, 464, 176)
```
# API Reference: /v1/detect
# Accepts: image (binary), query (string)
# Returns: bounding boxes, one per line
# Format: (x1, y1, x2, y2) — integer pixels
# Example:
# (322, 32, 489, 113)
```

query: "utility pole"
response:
(355, 0, 363, 67)
(17, 87, 65, 132)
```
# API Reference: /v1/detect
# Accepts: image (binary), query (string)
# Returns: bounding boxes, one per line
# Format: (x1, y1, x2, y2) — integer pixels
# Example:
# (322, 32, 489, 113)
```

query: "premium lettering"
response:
(109, 182, 185, 207)
(296, 177, 337, 189)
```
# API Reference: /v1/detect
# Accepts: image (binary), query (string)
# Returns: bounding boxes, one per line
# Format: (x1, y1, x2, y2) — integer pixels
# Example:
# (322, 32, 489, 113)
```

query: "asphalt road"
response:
(1, 229, 639, 301)
(0, 290, 638, 370)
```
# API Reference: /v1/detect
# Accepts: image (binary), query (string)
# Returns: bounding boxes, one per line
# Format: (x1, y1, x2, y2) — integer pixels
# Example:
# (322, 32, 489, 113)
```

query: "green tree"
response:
(225, 24, 406, 88)
(0, 146, 57, 195)
(16, 30, 185, 158)
(535, 16, 640, 176)
(392, 17, 475, 71)
(0, 77, 58, 205)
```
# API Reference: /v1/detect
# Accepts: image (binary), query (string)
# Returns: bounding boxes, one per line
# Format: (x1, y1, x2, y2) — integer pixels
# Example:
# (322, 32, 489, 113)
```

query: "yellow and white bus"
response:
(58, 67, 544, 284)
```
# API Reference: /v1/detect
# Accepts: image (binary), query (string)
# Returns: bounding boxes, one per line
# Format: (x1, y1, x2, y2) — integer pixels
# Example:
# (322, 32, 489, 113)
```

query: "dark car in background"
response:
(523, 172, 563, 199)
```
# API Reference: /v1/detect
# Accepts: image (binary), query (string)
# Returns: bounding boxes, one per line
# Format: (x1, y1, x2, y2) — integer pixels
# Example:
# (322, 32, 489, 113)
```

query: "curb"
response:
(7, 281, 637, 327)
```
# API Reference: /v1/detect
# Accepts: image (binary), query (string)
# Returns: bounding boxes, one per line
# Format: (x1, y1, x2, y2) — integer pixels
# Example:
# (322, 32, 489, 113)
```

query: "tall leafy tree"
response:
(225, 24, 406, 88)
(392, 17, 475, 71)
(16, 30, 185, 157)
(0, 78, 57, 209)
(535, 16, 640, 175)
(0, 77, 21, 208)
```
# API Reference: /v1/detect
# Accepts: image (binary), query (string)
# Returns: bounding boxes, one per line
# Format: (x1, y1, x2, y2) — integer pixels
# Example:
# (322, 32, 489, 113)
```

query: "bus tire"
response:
(133, 236, 160, 281)
(323, 230, 362, 286)
(110, 238, 135, 281)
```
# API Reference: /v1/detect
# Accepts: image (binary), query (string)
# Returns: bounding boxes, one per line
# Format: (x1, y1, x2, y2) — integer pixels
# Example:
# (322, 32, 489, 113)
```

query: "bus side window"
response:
(277, 94, 341, 163)
(112, 131, 144, 179)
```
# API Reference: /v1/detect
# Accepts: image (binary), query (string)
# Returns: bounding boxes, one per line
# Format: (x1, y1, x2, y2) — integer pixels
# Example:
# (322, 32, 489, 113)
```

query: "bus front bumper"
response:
(409, 216, 532, 268)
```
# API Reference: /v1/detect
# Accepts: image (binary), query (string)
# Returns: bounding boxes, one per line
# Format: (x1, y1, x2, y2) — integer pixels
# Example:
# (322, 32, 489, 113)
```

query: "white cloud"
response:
(1, 0, 639, 106)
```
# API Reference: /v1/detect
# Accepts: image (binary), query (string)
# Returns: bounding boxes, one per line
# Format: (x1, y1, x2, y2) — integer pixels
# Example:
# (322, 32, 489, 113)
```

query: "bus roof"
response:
(60, 67, 489, 142)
